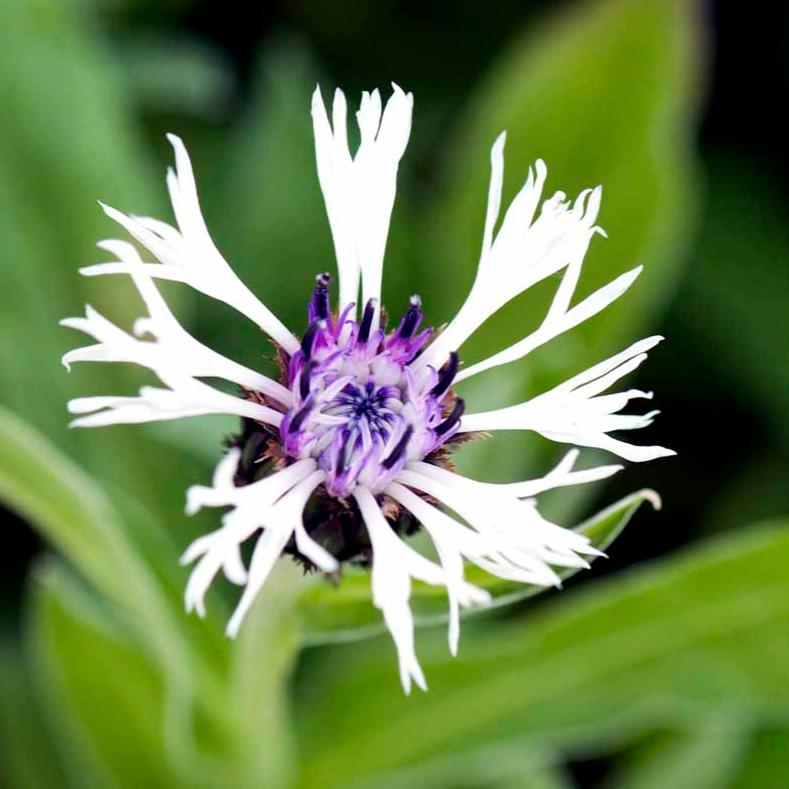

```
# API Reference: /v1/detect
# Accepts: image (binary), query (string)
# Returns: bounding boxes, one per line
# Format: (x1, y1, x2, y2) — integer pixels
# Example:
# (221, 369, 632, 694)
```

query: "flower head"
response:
(62, 84, 673, 692)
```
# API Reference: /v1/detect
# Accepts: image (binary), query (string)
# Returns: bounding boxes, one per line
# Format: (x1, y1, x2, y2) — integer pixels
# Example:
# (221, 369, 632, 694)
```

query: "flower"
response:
(62, 84, 673, 693)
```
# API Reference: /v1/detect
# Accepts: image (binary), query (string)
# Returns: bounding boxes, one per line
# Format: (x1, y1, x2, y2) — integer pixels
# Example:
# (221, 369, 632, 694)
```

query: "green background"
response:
(2, 0, 789, 786)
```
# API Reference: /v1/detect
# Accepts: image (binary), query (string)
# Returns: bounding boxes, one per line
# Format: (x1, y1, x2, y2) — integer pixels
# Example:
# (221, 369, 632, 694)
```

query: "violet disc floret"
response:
(61, 83, 674, 693)
(280, 280, 458, 499)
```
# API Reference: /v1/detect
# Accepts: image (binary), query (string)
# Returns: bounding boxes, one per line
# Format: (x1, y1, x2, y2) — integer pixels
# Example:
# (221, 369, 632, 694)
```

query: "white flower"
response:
(62, 84, 673, 693)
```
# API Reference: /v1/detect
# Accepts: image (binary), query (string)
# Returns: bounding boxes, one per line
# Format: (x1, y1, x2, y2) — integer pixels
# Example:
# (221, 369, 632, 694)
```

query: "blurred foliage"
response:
(0, 0, 788, 786)
(673, 155, 789, 437)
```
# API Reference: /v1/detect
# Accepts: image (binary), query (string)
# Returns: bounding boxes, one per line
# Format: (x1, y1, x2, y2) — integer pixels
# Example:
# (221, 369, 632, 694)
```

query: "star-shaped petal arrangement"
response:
(62, 84, 673, 693)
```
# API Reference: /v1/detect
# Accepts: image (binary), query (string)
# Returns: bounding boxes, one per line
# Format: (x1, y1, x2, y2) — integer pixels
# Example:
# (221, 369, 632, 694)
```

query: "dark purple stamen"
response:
(309, 273, 331, 322)
(435, 398, 465, 436)
(430, 352, 459, 397)
(299, 359, 316, 399)
(357, 299, 377, 344)
(336, 429, 352, 471)
(301, 321, 323, 359)
(382, 425, 414, 470)
(396, 295, 422, 339)
(288, 396, 314, 434)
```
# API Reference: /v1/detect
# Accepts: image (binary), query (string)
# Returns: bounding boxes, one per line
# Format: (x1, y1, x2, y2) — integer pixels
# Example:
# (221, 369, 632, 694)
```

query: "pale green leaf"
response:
(26, 558, 288, 789)
(228, 561, 304, 788)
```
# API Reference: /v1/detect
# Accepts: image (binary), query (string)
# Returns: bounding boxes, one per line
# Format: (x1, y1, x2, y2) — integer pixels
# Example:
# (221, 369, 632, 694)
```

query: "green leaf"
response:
(0, 640, 70, 789)
(0, 0, 158, 437)
(352, 741, 571, 789)
(228, 561, 304, 788)
(0, 404, 180, 657)
(117, 34, 237, 120)
(670, 153, 789, 447)
(27, 560, 179, 788)
(296, 489, 657, 646)
(295, 523, 789, 787)
(608, 720, 749, 789)
(414, 0, 702, 486)
(27, 557, 304, 789)
(0, 405, 303, 786)
(0, 404, 241, 712)
(729, 729, 789, 789)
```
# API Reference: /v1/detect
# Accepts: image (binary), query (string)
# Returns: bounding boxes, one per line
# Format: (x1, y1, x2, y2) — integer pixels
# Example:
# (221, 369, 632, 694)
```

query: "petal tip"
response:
(642, 489, 663, 510)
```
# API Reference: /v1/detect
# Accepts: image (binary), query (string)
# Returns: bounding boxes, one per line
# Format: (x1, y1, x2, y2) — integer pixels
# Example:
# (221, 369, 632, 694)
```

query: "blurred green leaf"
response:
(608, 720, 748, 789)
(0, 404, 182, 659)
(415, 0, 702, 484)
(0, 641, 69, 789)
(28, 560, 179, 788)
(28, 560, 303, 789)
(228, 562, 304, 788)
(353, 741, 571, 789)
(0, 404, 246, 743)
(296, 489, 656, 646)
(118, 34, 237, 120)
(296, 522, 789, 787)
(671, 153, 789, 446)
(0, 0, 158, 433)
(729, 729, 789, 789)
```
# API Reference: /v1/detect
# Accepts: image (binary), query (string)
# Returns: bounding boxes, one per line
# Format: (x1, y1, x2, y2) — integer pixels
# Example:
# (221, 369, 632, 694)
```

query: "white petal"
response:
(386, 482, 491, 655)
(456, 265, 643, 382)
(222, 546, 248, 585)
(185, 455, 316, 516)
(409, 451, 622, 499)
(293, 519, 340, 573)
(312, 86, 359, 313)
(353, 486, 432, 693)
(480, 132, 506, 259)
(395, 466, 595, 583)
(181, 462, 324, 627)
(417, 139, 598, 372)
(226, 524, 294, 637)
(66, 377, 280, 430)
(226, 470, 328, 637)
(66, 243, 291, 406)
(312, 85, 413, 324)
(93, 136, 298, 353)
(552, 336, 663, 394)
(64, 244, 289, 431)
(459, 337, 673, 463)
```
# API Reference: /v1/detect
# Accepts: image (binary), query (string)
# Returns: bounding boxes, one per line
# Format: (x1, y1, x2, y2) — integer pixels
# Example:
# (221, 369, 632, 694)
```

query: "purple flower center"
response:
(279, 274, 463, 498)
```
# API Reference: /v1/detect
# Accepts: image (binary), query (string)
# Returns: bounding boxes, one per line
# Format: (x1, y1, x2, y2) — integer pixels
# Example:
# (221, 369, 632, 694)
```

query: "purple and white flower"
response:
(62, 84, 673, 692)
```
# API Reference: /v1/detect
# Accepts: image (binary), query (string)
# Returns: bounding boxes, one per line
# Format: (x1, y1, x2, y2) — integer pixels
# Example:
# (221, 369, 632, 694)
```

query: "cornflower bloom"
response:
(62, 84, 672, 692)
